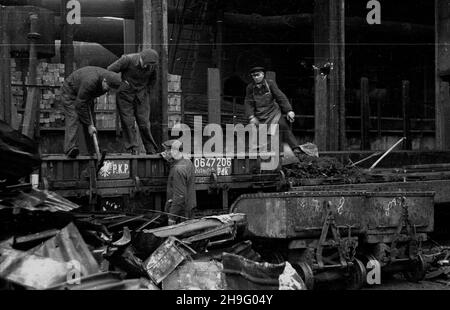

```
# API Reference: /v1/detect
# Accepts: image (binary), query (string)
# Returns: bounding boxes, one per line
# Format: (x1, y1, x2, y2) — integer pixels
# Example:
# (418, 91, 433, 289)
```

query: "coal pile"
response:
(283, 155, 367, 186)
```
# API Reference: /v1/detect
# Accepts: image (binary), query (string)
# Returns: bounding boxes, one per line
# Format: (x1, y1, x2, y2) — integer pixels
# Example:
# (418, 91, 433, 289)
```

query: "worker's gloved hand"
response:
(249, 116, 259, 126)
(287, 111, 296, 123)
(88, 125, 97, 136)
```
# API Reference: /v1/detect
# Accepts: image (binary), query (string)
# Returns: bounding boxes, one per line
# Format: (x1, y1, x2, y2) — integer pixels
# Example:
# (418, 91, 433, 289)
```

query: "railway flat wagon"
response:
(39, 154, 281, 211)
(230, 190, 434, 289)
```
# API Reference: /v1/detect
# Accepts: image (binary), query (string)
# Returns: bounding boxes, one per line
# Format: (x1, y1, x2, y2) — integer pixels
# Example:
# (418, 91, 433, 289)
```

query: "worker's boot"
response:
(146, 146, 157, 155)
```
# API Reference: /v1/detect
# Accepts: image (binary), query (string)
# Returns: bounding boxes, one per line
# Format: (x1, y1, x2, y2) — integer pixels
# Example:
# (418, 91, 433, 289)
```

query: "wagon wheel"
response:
(346, 258, 367, 290)
(294, 262, 315, 290)
(403, 254, 426, 283)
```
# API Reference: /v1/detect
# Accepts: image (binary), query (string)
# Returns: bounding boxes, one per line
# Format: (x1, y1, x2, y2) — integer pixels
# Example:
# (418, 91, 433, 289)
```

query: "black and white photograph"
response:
(0, 0, 449, 296)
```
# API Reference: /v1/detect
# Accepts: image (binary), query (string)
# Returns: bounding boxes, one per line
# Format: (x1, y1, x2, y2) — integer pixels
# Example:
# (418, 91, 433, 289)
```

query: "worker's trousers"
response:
(116, 93, 157, 154)
(278, 116, 299, 150)
(62, 93, 95, 155)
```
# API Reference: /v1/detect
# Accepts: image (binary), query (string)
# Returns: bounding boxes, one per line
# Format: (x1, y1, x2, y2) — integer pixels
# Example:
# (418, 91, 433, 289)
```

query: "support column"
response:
(436, 0, 450, 150)
(402, 80, 412, 150)
(136, 0, 169, 144)
(313, 0, 346, 151)
(360, 77, 370, 150)
(22, 14, 41, 139)
(123, 19, 136, 54)
(0, 7, 12, 124)
(60, 0, 74, 77)
(207, 68, 221, 125)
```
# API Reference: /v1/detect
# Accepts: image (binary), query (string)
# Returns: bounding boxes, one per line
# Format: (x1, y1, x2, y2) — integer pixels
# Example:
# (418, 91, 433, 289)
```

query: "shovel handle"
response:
(92, 132, 101, 159)
(88, 109, 102, 159)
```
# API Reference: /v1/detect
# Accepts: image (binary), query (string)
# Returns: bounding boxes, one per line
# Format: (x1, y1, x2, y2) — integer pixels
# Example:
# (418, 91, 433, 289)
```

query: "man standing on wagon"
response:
(107, 48, 160, 155)
(244, 66, 301, 156)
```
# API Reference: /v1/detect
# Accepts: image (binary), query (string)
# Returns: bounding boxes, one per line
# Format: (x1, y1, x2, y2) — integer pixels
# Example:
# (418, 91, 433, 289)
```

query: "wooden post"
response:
(208, 68, 221, 125)
(136, 0, 169, 144)
(61, 0, 74, 77)
(402, 80, 412, 150)
(438, 81, 450, 149)
(436, 0, 450, 150)
(314, 74, 328, 150)
(0, 7, 12, 125)
(377, 93, 382, 138)
(360, 77, 370, 150)
(216, 20, 223, 75)
(123, 19, 136, 54)
(313, 0, 346, 151)
(222, 188, 229, 212)
(22, 14, 41, 138)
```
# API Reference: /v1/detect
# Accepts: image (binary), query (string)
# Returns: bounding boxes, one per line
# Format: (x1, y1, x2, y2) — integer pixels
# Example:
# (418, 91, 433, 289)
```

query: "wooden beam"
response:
(402, 80, 412, 150)
(207, 68, 221, 125)
(435, 0, 450, 150)
(0, 7, 12, 125)
(313, 0, 346, 151)
(438, 81, 450, 149)
(360, 77, 370, 150)
(123, 19, 136, 54)
(314, 74, 328, 150)
(60, 0, 74, 77)
(330, 0, 346, 151)
(136, 0, 169, 145)
(21, 13, 40, 138)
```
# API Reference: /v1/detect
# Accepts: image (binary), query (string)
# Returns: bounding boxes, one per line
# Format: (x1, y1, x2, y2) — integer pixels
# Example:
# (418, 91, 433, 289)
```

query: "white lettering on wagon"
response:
(385, 198, 397, 217)
(99, 161, 130, 178)
(337, 197, 346, 215)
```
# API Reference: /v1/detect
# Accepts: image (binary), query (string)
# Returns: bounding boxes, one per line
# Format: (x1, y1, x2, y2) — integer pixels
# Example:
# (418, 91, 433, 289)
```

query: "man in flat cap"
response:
(62, 66, 122, 158)
(161, 139, 196, 225)
(108, 48, 160, 155)
(244, 66, 301, 156)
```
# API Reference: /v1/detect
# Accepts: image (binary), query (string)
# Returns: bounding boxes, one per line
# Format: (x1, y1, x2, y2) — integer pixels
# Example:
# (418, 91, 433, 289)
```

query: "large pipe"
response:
(0, 0, 135, 18)
(0, 0, 434, 37)
(54, 16, 124, 56)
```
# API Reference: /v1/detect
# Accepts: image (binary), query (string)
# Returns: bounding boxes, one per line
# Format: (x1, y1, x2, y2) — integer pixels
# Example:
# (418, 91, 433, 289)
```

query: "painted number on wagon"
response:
(194, 158, 232, 176)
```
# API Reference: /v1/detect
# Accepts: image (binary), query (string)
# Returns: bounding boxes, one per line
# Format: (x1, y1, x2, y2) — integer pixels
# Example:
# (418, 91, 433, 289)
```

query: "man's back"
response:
(167, 157, 197, 218)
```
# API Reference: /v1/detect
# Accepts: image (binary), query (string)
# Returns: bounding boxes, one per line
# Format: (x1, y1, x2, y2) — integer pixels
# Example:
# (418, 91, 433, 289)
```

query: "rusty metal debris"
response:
(29, 223, 100, 276)
(0, 195, 279, 290)
(0, 188, 81, 213)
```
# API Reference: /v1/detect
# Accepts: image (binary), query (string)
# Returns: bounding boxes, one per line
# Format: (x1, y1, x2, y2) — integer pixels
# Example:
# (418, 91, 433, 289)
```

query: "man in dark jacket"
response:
(161, 139, 196, 225)
(244, 66, 301, 155)
(62, 66, 122, 158)
(107, 48, 159, 155)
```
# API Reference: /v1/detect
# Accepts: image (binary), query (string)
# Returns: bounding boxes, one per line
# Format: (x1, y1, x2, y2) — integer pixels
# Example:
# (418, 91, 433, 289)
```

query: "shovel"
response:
(89, 110, 107, 174)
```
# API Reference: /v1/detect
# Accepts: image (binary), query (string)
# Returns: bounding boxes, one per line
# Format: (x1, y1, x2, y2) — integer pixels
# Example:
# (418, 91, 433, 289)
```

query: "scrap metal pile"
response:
(0, 201, 305, 290)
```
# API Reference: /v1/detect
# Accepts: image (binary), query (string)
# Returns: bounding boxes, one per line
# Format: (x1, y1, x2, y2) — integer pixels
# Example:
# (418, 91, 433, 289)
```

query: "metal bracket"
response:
(277, 169, 289, 191)
(208, 171, 219, 194)
(88, 162, 98, 209)
(42, 176, 49, 191)
(390, 196, 419, 261)
(316, 201, 348, 270)
(131, 176, 141, 198)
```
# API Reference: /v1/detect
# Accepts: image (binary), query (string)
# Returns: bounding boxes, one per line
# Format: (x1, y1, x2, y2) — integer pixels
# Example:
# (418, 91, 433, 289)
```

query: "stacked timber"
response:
(10, 59, 69, 129)
(95, 93, 117, 130)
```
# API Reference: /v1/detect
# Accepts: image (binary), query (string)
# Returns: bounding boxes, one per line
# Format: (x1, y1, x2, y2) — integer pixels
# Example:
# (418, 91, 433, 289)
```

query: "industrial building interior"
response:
(2, 0, 450, 292)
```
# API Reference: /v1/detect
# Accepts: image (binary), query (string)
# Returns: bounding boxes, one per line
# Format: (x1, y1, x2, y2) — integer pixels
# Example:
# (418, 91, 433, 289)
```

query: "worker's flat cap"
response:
(249, 66, 266, 74)
(140, 48, 159, 65)
(102, 71, 122, 88)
